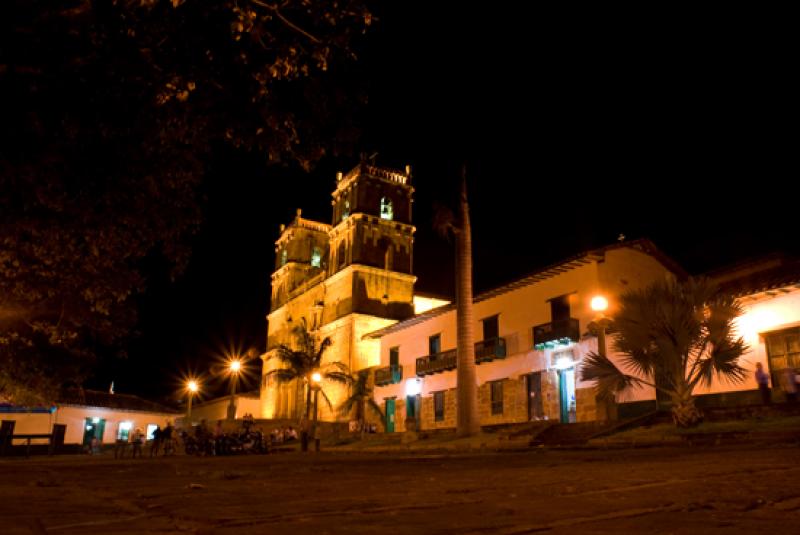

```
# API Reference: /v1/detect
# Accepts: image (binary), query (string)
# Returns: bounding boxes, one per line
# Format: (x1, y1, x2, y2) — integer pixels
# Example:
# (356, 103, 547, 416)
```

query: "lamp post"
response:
(227, 358, 242, 421)
(589, 295, 616, 421)
(590, 296, 609, 357)
(311, 371, 322, 452)
(186, 380, 199, 423)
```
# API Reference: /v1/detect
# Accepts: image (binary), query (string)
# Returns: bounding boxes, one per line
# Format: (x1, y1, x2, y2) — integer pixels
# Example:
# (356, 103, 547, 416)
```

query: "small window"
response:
(311, 246, 322, 268)
(550, 295, 571, 322)
(483, 315, 499, 341)
(434, 391, 445, 421)
(490, 381, 503, 415)
(146, 424, 158, 440)
(389, 346, 399, 367)
(280, 249, 288, 266)
(380, 197, 393, 220)
(429, 334, 441, 356)
(117, 421, 133, 441)
(342, 200, 350, 221)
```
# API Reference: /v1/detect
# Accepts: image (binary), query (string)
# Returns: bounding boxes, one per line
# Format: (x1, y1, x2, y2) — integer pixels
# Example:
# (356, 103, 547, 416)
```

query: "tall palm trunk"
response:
(456, 169, 480, 437)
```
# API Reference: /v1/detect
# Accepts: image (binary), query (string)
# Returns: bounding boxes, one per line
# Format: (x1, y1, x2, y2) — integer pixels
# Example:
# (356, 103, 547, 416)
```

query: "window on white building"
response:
(117, 421, 133, 441)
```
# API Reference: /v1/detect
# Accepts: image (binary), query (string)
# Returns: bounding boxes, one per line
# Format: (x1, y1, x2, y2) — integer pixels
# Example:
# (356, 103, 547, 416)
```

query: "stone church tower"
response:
(261, 161, 416, 420)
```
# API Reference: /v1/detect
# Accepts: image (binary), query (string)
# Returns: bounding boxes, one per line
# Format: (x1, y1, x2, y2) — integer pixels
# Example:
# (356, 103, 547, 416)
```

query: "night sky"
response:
(87, 4, 796, 403)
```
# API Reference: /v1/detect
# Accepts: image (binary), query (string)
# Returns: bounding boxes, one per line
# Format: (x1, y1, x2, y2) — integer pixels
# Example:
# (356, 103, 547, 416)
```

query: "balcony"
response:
(533, 318, 580, 349)
(416, 349, 457, 376)
(475, 337, 507, 364)
(375, 365, 403, 386)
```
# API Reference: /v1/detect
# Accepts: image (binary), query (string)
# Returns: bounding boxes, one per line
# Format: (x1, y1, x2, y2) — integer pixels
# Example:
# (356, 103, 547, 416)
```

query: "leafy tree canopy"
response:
(0, 0, 371, 404)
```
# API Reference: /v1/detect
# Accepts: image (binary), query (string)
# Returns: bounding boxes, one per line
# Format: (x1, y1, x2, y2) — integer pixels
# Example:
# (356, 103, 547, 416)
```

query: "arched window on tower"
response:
(280, 249, 288, 266)
(342, 200, 350, 221)
(380, 197, 393, 221)
(311, 246, 322, 268)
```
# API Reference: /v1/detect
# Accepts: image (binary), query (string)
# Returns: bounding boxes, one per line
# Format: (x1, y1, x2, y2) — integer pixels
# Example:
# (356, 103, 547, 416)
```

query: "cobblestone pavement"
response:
(2, 443, 799, 534)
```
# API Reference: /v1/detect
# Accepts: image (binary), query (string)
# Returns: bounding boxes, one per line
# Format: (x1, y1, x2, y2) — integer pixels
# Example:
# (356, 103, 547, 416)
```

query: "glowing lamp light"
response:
(187, 380, 199, 393)
(229, 359, 242, 373)
(311, 372, 322, 383)
(591, 295, 609, 312)
(737, 308, 782, 341)
(554, 356, 574, 370)
(405, 378, 422, 397)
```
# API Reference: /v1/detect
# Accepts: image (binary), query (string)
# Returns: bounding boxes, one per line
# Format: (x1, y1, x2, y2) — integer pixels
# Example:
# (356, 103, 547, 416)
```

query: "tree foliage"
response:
(339, 369, 383, 438)
(265, 322, 351, 419)
(0, 0, 371, 403)
(580, 277, 748, 427)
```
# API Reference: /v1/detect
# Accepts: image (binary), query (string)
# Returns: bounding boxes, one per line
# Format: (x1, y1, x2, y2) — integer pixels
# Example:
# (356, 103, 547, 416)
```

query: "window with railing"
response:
(429, 334, 441, 357)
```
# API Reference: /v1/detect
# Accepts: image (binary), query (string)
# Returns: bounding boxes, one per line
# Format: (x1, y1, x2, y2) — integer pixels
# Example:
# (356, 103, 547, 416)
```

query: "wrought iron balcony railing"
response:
(416, 337, 507, 376)
(375, 365, 403, 386)
(416, 349, 457, 376)
(475, 337, 507, 364)
(533, 318, 580, 349)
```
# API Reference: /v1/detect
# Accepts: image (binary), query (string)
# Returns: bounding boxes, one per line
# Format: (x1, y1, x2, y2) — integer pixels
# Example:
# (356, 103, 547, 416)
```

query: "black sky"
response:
(87, 4, 797, 402)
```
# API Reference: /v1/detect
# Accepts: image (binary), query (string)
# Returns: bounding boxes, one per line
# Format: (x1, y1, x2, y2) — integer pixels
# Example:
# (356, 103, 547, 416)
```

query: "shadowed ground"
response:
(2, 443, 799, 534)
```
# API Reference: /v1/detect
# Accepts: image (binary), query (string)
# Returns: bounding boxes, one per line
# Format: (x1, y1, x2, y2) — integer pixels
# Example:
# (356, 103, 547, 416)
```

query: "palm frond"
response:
(580, 351, 641, 400)
(365, 397, 385, 422)
(338, 396, 357, 417)
(263, 368, 300, 384)
(432, 202, 457, 240)
(318, 388, 334, 413)
(313, 337, 332, 365)
(692, 336, 749, 388)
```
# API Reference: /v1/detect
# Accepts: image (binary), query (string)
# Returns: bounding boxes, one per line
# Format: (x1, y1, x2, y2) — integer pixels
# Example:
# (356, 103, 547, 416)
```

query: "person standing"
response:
(755, 362, 771, 405)
(131, 428, 144, 458)
(150, 425, 162, 458)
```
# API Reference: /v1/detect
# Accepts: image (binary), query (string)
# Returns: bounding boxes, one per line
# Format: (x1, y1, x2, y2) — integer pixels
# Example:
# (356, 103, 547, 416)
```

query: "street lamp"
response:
(227, 358, 243, 420)
(311, 371, 322, 452)
(186, 379, 199, 423)
(588, 294, 615, 420)
(590, 295, 610, 357)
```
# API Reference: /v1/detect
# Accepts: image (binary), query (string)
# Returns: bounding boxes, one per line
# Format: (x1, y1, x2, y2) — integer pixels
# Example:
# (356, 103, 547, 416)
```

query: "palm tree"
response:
(580, 277, 748, 428)
(264, 321, 351, 448)
(434, 166, 479, 437)
(338, 369, 384, 439)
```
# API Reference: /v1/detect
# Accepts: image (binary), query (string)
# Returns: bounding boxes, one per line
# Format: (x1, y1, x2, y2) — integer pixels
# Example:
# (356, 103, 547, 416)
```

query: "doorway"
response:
(526, 372, 544, 420)
(385, 399, 395, 433)
(82, 418, 106, 446)
(558, 368, 577, 423)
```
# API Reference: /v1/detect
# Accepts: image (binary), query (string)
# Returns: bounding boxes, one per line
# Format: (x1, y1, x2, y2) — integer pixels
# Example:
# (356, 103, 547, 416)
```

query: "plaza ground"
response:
(2, 442, 800, 534)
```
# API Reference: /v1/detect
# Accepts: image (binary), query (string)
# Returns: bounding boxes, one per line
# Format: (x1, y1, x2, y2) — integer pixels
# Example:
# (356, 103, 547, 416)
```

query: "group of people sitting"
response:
(269, 426, 298, 444)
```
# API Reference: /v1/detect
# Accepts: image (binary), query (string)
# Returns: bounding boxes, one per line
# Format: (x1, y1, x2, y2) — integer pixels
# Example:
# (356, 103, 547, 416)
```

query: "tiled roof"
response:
(712, 259, 800, 298)
(365, 238, 684, 339)
(58, 389, 179, 414)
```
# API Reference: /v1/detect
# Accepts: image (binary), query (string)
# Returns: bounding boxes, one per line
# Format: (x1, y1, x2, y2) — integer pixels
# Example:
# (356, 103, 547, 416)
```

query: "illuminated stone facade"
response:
(260, 163, 419, 421)
(370, 241, 683, 430)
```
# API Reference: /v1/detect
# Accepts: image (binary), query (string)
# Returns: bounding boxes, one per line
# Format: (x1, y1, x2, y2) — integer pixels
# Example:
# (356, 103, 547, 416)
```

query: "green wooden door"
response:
(82, 418, 106, 445)
(385, 399, 395, 433)
(558, 368, 576, 423)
